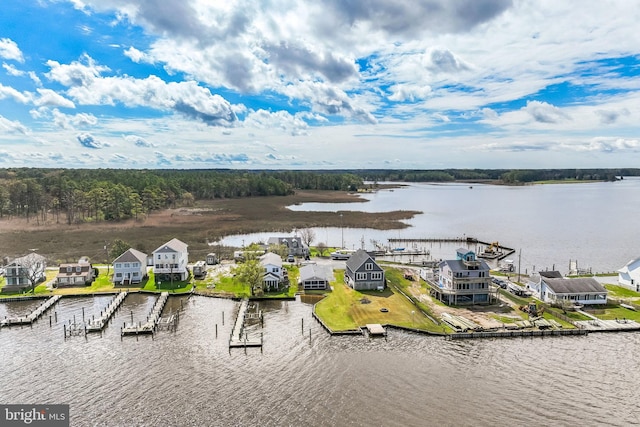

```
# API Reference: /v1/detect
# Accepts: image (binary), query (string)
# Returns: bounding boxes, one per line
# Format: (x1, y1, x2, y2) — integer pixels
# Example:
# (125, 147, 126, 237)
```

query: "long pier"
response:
(387, 237, 515, 260)
(229, 298, 263, 348)
(1, 295, 61, 327)
(121, 292, 169, 336)
(86, 292, 127, 332)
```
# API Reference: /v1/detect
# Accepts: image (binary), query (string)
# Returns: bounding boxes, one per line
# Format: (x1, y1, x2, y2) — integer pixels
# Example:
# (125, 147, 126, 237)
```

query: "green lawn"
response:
(315, 268, 442, 332)
(605, 284, 640, 300)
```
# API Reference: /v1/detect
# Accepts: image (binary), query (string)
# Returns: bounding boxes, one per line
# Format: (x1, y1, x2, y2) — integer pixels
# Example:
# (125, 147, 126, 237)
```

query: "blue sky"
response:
(1, 0, 640, 169)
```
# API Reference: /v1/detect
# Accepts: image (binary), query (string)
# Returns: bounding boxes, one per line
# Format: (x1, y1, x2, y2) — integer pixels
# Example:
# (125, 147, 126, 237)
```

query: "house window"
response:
(66, 266, 72, 273)
(133, 263, 138, 268)
(371, 272, 382, 280)
(115, 263, 121, 269)
(365, 263, 373, 271)
(157, 254, 161, 260)
(116, 273, 122, 278)
(356, 272, 367, 280)
(132, 272, 139, 277)
(76, 266, 81, 273)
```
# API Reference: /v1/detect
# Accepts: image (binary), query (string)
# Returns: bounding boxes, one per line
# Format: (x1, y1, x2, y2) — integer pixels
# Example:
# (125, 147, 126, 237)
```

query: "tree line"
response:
(0, 168, 364, 223)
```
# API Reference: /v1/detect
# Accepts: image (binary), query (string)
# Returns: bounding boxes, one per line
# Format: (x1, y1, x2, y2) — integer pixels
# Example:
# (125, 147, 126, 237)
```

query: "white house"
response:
(259, 252, 286, 291)
(2, 252, 46, 293)
(153, 238, 189, 281)
(528, 271, 607, 306)
(113, 248, 148, 285)
(618, 258, 640, 292)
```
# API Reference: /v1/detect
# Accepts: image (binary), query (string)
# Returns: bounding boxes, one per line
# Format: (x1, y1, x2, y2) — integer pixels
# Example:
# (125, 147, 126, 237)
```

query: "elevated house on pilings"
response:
(429, 248, 495, 305)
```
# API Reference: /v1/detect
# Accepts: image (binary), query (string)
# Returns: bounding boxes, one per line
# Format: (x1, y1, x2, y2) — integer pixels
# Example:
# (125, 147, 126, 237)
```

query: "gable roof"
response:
(113, 248, 147, 264)
(543, 277, 607, 294)
(299, 264, 333, 282)
(619, 257, 640, 274)
(345, 249, 379, 271)
(260, 252, 282, 267)
(154, 238, 188, 254)
(7, 252, 45, 267)
(440, 258, 490, 273)
(540, 271, 563, 278)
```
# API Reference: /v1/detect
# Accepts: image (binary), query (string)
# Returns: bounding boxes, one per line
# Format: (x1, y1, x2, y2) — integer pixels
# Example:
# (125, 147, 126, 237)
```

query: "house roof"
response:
(440, 258, 490, 273)
(154, 238, 188, 254)
(345, 249, 380, 271)
(260, 252, 282, 267)
(618, 257, 640, 274)
(543, 277, 607, 295)
(540, 271, 563, 278)
(299, 264, 332, 282)
(113, 248, 147, 264)
(267, 236, 307, 248)
(7, 252, 45, 267)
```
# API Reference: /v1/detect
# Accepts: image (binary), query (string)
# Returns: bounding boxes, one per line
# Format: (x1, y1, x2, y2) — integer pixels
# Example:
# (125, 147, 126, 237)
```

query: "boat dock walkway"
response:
(86, 292, 127, 332)
(1, 295, 61, 327)
(121, 292, 169, 336)
(229, 298, 262, 348)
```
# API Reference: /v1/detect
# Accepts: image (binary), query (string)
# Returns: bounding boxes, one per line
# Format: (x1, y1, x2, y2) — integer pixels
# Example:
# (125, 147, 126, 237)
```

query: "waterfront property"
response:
(1, 252, 46, 293)
(617, 257, 640, 292)
(153, 238, 189, 282)
(112, 248, 147, 285)
(344, 249, 385, 291)
(267, 236, 309, 258)
(259, 252, 287, 291)
(56, 258, 96, 287)
(299, 263, 332, 290)
(429, 249, 494, 305)
(528, 271, 608, 306)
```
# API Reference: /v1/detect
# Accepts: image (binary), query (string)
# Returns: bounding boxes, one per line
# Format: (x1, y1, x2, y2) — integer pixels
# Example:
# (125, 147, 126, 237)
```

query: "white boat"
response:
(330, 249, 355, 260)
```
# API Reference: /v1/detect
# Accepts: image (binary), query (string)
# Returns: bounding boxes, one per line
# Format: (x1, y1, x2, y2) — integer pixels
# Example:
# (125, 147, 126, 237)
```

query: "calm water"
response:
(223, 178, 640, 274)
(3, 179, 640, 426)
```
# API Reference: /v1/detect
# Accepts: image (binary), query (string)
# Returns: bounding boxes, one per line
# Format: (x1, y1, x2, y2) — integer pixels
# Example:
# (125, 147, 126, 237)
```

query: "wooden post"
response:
(215, 324, 218, 339)
(63, 324, 66, 340)
(301, 318, 304, 335)
(82, 307, 85, 323)
(222, 311, 225, 326)
(309, 328, 312, 345)
(49, 315, 52, 327)
(55, 311, 57, 323)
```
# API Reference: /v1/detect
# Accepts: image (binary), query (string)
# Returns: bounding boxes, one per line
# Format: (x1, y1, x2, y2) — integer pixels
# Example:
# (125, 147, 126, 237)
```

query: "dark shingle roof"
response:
(113, 248, 147, 264)
(345, 249, 375, 270)
(540, 271, 563, 278)
(543, 277, 607, 294)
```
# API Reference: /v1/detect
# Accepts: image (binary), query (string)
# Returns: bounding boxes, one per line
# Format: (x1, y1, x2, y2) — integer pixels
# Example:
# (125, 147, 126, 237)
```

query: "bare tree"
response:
(10, 253, 46, 294)
(299, 227, 316, 248)
(316, 242, 327, 257)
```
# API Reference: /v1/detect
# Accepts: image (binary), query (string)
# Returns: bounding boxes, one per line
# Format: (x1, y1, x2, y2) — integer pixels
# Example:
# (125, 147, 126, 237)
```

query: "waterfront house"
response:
(2, 252, 46, 293)
(267, 236, 309, 258)
(528, 271, 607, 306)
(431, 249, 493, 305)
(153, 238, 189, 282)
(56, 257, 95, 287)
(344, 249, 385, 291)
(299, 263, 333, 290)
(259, 252, 287, 291)
(112, 248, 147, 285)
(617, 257, 640, 292)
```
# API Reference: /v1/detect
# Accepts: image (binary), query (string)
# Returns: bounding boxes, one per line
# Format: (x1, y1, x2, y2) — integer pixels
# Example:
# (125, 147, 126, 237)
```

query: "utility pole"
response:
(340, 213, 344, 248)
(105, 241, 110, 274)
(517, 248, 522, 283)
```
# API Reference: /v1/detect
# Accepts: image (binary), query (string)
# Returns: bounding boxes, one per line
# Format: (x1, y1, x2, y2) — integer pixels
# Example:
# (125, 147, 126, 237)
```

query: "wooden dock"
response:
(121, 292, 169, 336)
(446, 328, 588, 340)
(0, 295, 61, 327)
(86, 292, 127, 333)
(387, 237, 515, 260)
(364, 324, 387, 337)
(574, 318, 640, 332)
(228, 298, 263, 348)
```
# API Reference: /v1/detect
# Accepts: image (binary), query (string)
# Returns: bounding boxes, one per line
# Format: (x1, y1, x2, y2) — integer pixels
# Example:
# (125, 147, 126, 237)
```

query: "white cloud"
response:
(244, 109, 309, 136)
(34, 89, 76, 108)
(0, 83, 31, 104)
(76, 132, 105, 149)
(0, 115, 28, 134)
(123, 134, 154, 147)
(0, 38, 24, 63)
(123, 46, 150, 63)
(2, 63, 23, 76)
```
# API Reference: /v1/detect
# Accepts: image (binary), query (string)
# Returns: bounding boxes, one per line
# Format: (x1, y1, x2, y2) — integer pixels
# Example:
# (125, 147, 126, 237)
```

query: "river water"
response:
(2, 179, 640, 426)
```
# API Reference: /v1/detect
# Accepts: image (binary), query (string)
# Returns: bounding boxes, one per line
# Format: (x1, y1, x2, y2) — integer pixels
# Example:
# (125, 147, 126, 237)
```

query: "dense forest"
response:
(0, 168, 636, 224)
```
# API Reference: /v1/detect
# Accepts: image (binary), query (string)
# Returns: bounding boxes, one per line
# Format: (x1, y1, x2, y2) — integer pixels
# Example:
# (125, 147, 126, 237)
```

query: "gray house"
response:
(433, 248, 493, 305)
(344, 249, 385, 291)
(2, 252, 46, 293)
(113, 248, 148, 285)
(299, 263, 333, 290)
(267, 236, 309, 258)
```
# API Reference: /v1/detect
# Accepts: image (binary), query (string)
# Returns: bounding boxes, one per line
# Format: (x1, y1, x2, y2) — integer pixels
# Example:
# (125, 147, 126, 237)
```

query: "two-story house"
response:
(434, 249, 493, 305)
(112, 248, 148, 285)
(259, 252, 287, 291)
(344, 249, 385, 291)
(152, 238, 189, 282)
(56, 258, 96, 287)
(267, 236, 309, 258)
(2, 252, 46, 293)
(617, 257, 640, 292)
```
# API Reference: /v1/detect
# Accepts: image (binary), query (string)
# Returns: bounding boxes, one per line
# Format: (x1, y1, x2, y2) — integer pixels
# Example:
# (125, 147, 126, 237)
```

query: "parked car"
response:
(286, 255, 295, 263)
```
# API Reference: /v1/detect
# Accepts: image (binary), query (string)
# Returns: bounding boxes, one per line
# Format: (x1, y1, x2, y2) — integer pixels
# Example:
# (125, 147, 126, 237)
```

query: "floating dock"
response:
(86, 292, 127, 332)
(229, 298, 263, 348)
(121, 292, 169, 336)
(0, 295, 61, 327)
(364, 323, 387, 337)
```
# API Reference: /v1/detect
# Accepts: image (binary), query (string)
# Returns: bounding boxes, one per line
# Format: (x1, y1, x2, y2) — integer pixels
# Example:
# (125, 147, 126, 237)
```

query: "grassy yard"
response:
(315, 268, 442, 332)
(605, 284, 640, 300)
